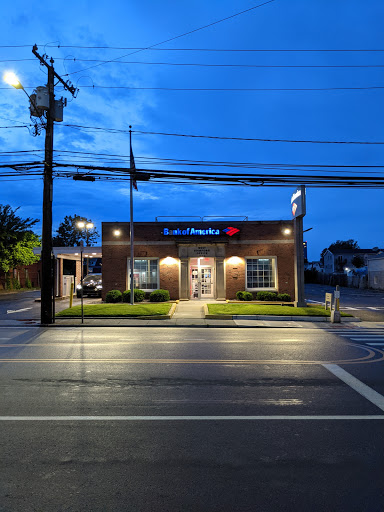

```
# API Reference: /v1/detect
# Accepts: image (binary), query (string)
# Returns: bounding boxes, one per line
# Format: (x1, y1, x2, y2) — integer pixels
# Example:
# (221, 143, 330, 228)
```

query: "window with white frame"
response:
(128, 258, 159, 290)
(246, 257, 276, 289)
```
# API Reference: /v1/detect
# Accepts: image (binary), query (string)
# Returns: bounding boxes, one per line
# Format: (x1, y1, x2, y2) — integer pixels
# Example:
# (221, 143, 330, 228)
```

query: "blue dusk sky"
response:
(0, 0, 383, 261)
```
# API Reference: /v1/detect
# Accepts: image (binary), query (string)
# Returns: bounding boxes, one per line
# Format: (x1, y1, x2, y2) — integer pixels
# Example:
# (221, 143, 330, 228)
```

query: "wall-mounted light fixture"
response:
(113, 229, 121, 237)
(283, 228, 292, 235)
(162, 256, 178, 265)
(227, 256, 243, 265)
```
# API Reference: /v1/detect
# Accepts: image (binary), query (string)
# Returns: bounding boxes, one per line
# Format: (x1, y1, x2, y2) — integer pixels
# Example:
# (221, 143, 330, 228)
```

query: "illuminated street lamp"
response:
(76, 220, 95, 275)
(4, 48, 78, 326)
(4, 71, 39, 110)
(4, 71, 24, 89)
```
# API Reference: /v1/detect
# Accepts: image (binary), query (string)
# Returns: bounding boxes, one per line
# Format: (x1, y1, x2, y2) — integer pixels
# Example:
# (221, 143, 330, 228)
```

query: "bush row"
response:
(105, 289, 170, 303)
(236, 291, 291, 302)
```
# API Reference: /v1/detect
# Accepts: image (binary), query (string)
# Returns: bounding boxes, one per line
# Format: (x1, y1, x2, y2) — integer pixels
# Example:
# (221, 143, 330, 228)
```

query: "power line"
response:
(4, 84, 384, 92)
(58, 125, 384, 145)
(51, 150, 384, 170)
(1, 161, 383, 187)
(10, 57, 384, 68)
(3, 45, 384, 52)
(77, 85, 384, 91)
(132, 129, 384, 145)
(63, 0, 275, 76)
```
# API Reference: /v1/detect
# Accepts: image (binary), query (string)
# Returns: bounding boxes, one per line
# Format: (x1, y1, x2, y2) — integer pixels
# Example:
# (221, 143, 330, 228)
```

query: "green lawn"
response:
(56, 303, 172, 317)
(207, 303, 353, 317)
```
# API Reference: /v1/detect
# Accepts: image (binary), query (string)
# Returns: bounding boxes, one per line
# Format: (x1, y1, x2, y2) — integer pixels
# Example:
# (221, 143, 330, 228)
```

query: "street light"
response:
(4, 71, 23, 89)
(76, 221, 95, 276)
(4, 71, 40, 113)
(4, 48, 78, 326)
(4, 69, 55, 325)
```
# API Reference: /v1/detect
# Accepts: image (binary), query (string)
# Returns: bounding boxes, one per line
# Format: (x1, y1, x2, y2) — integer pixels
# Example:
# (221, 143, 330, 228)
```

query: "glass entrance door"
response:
(189, 257, 215, 299)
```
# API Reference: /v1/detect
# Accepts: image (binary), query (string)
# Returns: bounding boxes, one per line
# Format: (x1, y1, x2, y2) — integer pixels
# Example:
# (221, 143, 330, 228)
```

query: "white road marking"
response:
(367, 343, 384, 346)
(339, 334, 384, 338)
(0, 415, 383, 421)
(349, 337, 384, 341)
(323, 364, 384, 411)
(6, 308, 32, 314)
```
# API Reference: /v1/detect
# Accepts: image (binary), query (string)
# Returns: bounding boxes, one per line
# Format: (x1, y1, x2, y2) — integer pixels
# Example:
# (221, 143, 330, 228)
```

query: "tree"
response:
(0, 231, 41, 273)
(351, 255, 365, 268)
(320, 239, 360, 263)
(52, 214, 99, 247)
(0, 204, 40, 287)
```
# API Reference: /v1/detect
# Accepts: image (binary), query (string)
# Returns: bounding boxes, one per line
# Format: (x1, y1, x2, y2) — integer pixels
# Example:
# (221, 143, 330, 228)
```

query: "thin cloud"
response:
(118, 188, 160, 201)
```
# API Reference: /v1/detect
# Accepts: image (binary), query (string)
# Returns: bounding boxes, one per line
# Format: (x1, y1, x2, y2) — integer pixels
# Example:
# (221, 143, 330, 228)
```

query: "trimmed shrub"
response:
(256, 291, 278, 301)
(105, 290, 123, 303)
(277, 293, 291, 302)
(149, 289, 170, 302)
(122, 289, 145, 303)
(236, 291, 254, 301)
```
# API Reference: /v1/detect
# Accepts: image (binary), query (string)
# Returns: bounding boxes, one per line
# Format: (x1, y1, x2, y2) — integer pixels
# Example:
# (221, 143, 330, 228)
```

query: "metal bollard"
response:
(69, 282, 74, 308)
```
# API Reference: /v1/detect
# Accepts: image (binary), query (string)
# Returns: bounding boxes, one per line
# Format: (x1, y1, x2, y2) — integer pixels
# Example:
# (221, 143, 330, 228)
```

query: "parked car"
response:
(76, 273, 102, 298)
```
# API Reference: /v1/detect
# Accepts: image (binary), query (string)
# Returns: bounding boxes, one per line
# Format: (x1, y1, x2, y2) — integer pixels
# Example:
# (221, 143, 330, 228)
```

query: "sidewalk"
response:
(50, 300, 382, 328)
(4, 300, 384, 329)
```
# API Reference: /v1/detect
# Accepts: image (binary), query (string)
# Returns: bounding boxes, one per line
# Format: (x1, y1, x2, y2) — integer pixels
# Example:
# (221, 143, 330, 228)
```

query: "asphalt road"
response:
(1, 326, 384, 511)
(0, 290, 99, 324)
(305, 283, 384, 321)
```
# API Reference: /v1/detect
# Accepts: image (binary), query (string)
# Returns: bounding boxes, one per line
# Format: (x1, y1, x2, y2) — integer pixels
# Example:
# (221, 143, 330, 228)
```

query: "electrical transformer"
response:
(34, 86, 49, 109)
(53, 98, 64, 122)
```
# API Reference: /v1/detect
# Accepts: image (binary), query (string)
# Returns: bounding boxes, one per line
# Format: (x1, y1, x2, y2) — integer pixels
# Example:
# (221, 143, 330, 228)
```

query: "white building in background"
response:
(367, 255, 384, 290)
(323, 248, 383, 274)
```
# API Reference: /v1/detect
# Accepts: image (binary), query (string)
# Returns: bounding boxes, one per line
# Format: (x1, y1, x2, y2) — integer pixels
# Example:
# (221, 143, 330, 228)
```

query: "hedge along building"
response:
(102, 219, 295, 301)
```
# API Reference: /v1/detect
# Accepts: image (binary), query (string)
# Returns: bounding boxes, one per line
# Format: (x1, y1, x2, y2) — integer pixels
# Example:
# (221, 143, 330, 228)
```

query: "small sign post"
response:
(325, 293, 333, 311)
(331, 285, 341, 323)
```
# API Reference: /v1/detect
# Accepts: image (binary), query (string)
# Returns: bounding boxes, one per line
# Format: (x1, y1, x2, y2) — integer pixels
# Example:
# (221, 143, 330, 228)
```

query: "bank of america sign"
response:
(162, 226, 240, 236)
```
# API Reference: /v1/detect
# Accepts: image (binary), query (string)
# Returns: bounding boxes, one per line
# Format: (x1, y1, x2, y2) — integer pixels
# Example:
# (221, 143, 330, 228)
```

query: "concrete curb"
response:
(54, 302, 178, 321)
(203, 304, 358, 322)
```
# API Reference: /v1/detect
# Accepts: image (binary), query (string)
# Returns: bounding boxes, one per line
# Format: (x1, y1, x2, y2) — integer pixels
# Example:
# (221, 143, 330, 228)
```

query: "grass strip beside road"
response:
(207, 303, 353, 317)
(56, 303, 172, 317)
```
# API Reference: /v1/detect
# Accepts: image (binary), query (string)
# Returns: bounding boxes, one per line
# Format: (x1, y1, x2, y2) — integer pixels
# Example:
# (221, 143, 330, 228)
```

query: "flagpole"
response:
(129, 126, 134, 306)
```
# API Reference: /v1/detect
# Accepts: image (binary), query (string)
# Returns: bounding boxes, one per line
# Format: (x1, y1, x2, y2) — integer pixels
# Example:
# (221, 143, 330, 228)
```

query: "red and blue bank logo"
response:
(163, 226, 240, 236)
(223, 226, 240, 236)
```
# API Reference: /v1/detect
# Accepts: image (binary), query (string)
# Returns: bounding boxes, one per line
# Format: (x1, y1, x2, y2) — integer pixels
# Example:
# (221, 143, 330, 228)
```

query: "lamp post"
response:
(4, 71, 55, 324)
(4, 50, 77, 325)
(76, 221, 94, 277)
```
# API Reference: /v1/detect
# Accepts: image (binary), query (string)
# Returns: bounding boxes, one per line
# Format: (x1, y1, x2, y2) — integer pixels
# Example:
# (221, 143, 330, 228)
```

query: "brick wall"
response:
(102, 220, 295, 301)
(0, 261, 41, 290)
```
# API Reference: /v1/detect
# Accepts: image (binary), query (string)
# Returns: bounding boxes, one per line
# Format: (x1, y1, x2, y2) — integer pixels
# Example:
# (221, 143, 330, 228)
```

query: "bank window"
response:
(128, 259, 159, 290)
(246, 258, 276, 290)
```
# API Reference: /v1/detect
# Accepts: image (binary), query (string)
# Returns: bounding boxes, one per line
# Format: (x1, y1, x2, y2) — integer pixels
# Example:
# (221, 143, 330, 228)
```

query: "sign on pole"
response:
(291, 186, 306, 218)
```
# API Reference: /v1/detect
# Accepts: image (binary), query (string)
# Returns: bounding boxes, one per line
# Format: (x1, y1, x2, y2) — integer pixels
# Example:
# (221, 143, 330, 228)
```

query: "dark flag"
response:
(130, 144, 138, 191)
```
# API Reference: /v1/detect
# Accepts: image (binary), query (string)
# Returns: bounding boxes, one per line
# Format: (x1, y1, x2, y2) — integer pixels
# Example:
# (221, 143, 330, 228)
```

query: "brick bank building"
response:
(102, 219, 295, 301)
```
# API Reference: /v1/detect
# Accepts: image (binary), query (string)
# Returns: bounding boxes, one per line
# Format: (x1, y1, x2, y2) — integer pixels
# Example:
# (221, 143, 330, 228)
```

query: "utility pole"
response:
(32, 45, 77, 324)
(291, 185, 306, 307)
